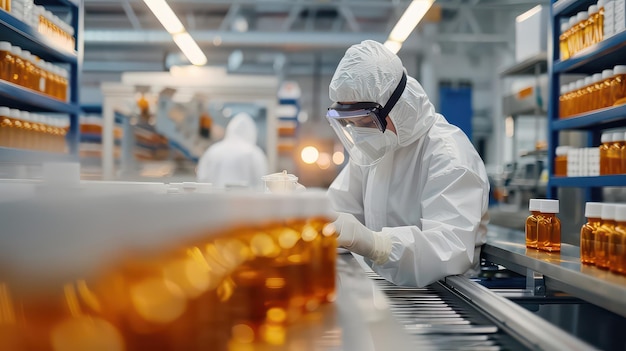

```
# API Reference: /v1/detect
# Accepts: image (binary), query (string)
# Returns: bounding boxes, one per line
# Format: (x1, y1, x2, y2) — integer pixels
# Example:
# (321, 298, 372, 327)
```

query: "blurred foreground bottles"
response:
(0, 189, 337, 351)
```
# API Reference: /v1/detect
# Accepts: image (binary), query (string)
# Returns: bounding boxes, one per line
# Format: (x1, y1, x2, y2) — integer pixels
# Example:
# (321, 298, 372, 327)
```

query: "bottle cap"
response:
(597, 0, 605, 7)
(575, 79, 584, 89)
(529, 199, 541, 211)
(585, 202, 603, 218)
(9, 109, 21, 119)
(602, 69, 614, 79)
(11, 46, 22, 56)
(561, 22, 569, 33)
(0, 41, 11, 51)
(614, 204, 626, 222)
(588, 5, 598, 14)
(540, 199, 559, 214)
(560, 85, 568, 94)
(601, 132, 612, 143)
(556, 145, 571, 156)
(576, 11, 588, 21)
(584, 76, 592, 86)
(612, 131, 624, 142)
(601, 203, 616, 220)
(614, 65, 626, 75)
(592, 73, 603, 82)
(20, 111, 30, 121)
(0, 107, 10, 117)
(568, 82, 577, 91)
(569, 16, 577, 27)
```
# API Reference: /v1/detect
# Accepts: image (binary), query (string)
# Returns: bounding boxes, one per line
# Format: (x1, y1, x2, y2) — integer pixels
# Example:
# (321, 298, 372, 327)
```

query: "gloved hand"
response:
(332, 213, 392, 265)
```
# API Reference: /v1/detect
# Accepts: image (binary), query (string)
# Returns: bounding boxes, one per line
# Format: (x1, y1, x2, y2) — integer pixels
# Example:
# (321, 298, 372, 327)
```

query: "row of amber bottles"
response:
(559, 66, 626, 118)
(526, 199, 561, 252)
(599, 131, 626, 174)
(559, 1, 605, 60)
(3, 0, 76, 53)
(0, 217, 337, 351)
(0, 107, 68, 153)
(580, 202, 626, 274)
(37, 7, 76, 52)
(0, 41, 69, 101)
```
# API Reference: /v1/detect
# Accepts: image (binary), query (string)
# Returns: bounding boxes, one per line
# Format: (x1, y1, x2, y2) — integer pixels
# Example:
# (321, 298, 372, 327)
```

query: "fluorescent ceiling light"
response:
(384, 40, 403, 54)
(143, 0, 185, 34)
(173, 32, 207, 66)
(388, 0, 435, 43)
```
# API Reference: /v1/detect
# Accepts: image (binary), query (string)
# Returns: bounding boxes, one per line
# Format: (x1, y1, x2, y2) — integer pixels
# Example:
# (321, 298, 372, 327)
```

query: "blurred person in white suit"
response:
(197, 112, 268, 190)
(326, 40, 490, 287)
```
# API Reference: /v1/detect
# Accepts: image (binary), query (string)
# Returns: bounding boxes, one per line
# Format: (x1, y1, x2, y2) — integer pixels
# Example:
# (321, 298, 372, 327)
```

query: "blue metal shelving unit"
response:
(547, 0, 626, 203)
(0, 0, 83, 163)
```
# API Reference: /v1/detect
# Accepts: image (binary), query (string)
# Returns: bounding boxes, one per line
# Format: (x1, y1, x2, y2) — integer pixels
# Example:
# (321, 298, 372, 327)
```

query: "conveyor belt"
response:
(365, 271, 529, 351)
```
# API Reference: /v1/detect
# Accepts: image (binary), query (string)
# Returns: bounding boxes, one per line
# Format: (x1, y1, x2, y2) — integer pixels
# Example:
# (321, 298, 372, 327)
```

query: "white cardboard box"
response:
(515, 5, 549, 63)
(605, 1, 616, 38)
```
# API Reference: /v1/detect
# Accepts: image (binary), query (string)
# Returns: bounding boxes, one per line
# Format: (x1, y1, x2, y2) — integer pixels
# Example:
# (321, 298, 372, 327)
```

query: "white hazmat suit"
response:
(327, 40, 490, 287)
(197, 112, 268, 189)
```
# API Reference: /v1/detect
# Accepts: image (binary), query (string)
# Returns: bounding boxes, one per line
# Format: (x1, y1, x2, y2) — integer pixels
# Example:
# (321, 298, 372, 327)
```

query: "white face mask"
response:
(347, 127, 398, 166)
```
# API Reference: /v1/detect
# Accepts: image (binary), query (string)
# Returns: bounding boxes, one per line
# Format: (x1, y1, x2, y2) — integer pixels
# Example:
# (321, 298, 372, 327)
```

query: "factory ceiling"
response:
(82, 0, 549, 75)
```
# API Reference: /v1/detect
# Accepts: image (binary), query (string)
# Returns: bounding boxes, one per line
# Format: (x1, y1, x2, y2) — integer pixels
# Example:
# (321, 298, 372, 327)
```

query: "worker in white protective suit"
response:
(197, 112, 268, 189)
(326, 40, 490, 287)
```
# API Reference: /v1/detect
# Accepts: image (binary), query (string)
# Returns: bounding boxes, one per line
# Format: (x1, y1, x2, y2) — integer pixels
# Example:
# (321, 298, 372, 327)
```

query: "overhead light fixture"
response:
(385, 0, 435, 54)
(143, 0, 207, 66)
(143, 0, 184, 34)
(383, 40, 403, 55)
(173, 32, 208, 66)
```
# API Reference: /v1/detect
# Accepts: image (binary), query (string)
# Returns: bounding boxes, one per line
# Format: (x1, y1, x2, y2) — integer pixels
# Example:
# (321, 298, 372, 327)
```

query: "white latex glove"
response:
(332, 213, 392, 265)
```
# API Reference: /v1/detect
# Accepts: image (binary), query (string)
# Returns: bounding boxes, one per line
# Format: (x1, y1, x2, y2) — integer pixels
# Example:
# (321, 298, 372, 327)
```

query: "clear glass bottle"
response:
(0, 41, 13, 82)
(600, 68, 615, 108)
(609, 131, 624, 174)
(525, 199, 542, 249)
(581, 202, 603, 265)
(596, 203, 616, 269)
(609, 204, 626, 274)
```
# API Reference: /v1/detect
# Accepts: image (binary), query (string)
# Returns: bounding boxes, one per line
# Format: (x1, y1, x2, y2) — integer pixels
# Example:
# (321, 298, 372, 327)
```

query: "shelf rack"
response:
(547, 0, 626, 202)
(0, 0, 83, 164)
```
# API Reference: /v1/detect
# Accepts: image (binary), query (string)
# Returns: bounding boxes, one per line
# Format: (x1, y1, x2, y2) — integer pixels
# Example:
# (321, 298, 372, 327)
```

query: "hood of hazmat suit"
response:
(197, 112, 268, 189)
(327, 40, 490, 287)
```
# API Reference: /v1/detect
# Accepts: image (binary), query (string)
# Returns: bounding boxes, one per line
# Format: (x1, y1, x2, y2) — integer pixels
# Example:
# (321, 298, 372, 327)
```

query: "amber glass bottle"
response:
(595, 203, 616, 269)
(580, 202, 603, 265)
(609, 204, 626, 274)
(537, 200, 561, 252)
(525, 199, 542, 249)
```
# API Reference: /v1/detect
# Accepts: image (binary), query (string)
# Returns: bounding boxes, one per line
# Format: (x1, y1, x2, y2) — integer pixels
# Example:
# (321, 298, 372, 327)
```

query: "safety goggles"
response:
(325, 71, 407, 133)
(326, 102, 387, 132)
